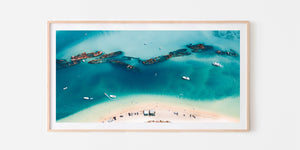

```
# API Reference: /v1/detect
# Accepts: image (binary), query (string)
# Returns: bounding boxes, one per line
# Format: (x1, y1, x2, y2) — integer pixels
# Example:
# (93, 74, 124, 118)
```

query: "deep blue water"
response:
(56, 30, 240, 120)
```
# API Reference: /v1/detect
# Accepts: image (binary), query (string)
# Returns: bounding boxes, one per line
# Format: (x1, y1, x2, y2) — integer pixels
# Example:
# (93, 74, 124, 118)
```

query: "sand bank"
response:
(58, 94, 240, 123)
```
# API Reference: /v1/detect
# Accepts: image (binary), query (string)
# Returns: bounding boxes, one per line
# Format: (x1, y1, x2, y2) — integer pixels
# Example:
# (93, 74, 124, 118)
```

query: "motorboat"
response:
(212, 62, 222, 67)
(182, 76, 190, 80)
(109, 95, 117, 99)
(104, 93, 117, 99)
(83, 97, 90, 100)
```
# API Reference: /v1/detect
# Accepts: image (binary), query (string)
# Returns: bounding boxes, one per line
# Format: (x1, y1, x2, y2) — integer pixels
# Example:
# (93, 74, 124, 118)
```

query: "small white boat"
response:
(182, 76, 190, 80)
(83, 97, 90, 100)
(63, 87, 68, 90)
(82, 60, 85, 62)
(104, 93, 110, 99)
(109, 95, 117, 99)
(104, 93, 116, 100)
(212, 62, 223, 67)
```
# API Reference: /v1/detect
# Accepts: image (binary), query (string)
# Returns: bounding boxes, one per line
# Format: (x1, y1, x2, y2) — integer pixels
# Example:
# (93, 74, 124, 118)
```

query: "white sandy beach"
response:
(58, 94, 240, 123)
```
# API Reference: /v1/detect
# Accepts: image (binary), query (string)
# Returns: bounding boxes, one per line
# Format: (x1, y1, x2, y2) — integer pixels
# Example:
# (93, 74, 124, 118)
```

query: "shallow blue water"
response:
(56, 30, 240, 120)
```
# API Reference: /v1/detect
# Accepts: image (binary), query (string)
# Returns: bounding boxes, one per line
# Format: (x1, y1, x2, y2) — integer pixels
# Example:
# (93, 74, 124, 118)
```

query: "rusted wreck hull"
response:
(187, 44, 213, 53)
(109, 60, 139, 71)
(141, 49, 193, 65)
(56, 59, 68, 64)
(142, 54, 172, 65)
(99, 51, 123, 59)
(216, 49, 238, 57)
(169, 49, 191, 57)
(88, 51, 123, 64)
(88, 58, 107, 64)
(71, 51, 103, 61)
(56, 59, 81, 69)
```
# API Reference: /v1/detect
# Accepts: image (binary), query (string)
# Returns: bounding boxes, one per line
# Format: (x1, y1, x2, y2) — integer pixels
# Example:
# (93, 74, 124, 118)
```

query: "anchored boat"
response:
(104, 93, 117, 100)
(182, 76, 190, 80)
(212, 62, 223, 67)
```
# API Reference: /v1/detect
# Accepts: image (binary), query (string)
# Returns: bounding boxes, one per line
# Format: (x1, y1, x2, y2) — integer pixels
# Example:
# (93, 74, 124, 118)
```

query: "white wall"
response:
(0, 0, 299, 150)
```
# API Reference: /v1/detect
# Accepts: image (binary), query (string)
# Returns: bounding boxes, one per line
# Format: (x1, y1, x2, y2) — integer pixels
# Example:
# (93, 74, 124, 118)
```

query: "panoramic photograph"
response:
(55, 30, 241, 124)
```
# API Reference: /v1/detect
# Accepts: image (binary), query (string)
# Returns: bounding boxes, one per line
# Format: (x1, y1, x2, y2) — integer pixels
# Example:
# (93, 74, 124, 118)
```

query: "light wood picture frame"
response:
(48, 21, 249, 131)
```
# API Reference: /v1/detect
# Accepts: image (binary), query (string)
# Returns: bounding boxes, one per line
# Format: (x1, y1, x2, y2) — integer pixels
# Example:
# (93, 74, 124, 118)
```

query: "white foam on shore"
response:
(57, 94, 240, 122)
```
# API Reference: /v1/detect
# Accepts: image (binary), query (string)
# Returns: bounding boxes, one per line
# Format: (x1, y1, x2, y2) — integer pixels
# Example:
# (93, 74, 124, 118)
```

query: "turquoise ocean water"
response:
(56, 31, 240, 120)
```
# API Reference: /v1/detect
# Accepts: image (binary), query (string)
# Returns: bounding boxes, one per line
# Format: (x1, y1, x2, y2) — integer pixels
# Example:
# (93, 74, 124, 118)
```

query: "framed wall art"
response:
(48, 21, 249, 131)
